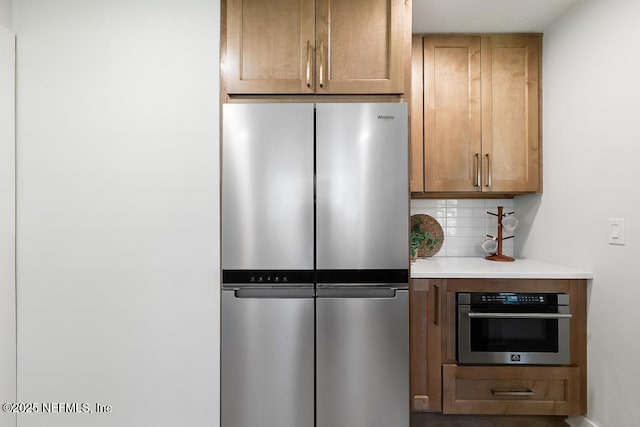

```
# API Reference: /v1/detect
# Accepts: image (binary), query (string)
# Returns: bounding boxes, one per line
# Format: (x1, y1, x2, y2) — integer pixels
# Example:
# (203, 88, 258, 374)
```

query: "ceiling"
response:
(412, 0, 583, 33)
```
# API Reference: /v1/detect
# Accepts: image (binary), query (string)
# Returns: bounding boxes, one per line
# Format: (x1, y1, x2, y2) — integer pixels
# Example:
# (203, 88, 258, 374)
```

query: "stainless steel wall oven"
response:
(457, 292, 571, 365)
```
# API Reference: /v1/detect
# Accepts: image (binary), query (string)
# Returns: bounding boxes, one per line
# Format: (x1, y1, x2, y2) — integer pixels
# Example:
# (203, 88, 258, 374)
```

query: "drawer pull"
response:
(491, 389, 535, 396)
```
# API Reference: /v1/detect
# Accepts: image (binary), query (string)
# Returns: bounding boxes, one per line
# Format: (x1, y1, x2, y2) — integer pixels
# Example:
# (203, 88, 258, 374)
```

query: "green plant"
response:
(410, 218, 441, 259)
(410, 224, 425, 259)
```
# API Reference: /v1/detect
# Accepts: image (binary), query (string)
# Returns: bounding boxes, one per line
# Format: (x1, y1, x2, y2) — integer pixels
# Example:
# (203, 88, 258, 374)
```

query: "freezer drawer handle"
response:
(316, 288, 400, 299)
(233, 288, 315, 299)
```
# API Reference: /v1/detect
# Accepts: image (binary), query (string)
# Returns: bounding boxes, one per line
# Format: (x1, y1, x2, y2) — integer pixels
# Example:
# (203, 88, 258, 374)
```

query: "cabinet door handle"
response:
(474, 153, 480, 187)
(433, 284, 440, 326)
(306, 40, 312, 88)
(485, 153, 492, 187)
(319, 40, 325, 88)
(491, 389, 535, 397)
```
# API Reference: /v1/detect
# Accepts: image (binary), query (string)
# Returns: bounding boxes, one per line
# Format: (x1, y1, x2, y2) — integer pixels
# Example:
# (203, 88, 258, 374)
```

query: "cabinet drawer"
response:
(455, 378, 566, 401)
(443, 365, 580, 415)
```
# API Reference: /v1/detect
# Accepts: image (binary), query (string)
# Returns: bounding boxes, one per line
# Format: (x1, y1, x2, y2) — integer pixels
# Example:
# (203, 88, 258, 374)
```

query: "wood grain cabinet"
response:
(225, 0, 405, 94)
(410, 279, 444, 412)
(410, 278, 587, 416)
(410, 34, 541, 194)
(442, 365, 581, 415)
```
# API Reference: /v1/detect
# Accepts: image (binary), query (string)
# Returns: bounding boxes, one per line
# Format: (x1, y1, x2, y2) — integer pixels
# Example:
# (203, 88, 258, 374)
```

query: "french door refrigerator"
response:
(221, 103, 409, 427)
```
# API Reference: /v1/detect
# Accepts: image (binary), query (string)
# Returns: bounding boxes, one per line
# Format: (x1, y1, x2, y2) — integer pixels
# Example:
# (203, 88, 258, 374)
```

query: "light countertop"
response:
(410, 257, 593, 279)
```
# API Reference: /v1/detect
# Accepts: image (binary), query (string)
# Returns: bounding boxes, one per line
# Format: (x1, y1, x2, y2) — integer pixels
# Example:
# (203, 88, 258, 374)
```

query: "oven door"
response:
(457, 305, 571, 365)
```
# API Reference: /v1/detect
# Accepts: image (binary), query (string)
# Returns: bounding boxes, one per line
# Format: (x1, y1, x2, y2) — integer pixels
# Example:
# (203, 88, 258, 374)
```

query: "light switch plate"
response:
(608, 218, 625, 245)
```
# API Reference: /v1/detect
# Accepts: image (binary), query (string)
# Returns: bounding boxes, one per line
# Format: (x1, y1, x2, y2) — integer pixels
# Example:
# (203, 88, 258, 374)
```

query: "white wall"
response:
(0, 0, 10, 29)
(515, 0, 640, 426)
(13, 1, 220, 426)
(0, 25, 15, 427)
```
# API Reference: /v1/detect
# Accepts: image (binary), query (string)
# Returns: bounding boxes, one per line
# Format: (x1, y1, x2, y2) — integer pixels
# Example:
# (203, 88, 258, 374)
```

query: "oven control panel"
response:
(480, 293, 546, 304)
(459, 292, 564, 306)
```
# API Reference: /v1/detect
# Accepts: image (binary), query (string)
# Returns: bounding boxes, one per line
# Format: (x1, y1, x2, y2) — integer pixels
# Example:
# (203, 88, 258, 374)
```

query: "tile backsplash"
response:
(410, 199, 515, 258)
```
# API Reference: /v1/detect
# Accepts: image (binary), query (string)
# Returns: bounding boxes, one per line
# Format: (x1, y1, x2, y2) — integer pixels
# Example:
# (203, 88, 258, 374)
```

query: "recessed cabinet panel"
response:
(434, 48, 472, 180)
(327, 0, 389, 79)
(488, 47, 528, 182)
(240, 0, 307, 81)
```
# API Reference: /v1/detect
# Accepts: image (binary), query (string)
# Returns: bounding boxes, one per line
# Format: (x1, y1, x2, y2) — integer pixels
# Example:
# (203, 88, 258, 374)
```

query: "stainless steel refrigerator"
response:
(221, 103, 409, 427)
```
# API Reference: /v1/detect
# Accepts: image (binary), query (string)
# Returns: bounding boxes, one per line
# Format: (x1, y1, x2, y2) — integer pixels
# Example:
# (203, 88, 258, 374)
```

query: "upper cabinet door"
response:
(423, 35, 481, 192)
(226, 0, 316, 94)
(316, 0, 404, 94)
(481, 35, 541, 193)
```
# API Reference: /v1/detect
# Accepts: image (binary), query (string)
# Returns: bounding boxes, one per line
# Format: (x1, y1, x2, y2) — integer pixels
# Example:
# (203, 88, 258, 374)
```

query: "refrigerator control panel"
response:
(222, 270, 315, 285)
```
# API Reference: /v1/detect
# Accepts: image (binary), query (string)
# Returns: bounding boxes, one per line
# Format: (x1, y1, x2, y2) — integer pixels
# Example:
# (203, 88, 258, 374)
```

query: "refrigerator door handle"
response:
(316, 287, 402, 299)
(233, 288, 315, 299)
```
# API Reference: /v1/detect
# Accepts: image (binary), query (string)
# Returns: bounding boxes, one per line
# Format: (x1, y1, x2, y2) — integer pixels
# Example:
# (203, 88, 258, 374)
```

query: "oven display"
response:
(472, 293, 555, 305)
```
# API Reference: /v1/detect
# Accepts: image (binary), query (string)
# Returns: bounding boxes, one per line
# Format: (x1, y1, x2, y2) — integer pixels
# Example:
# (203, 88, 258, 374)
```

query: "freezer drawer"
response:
(221, 289, 315, 427)
(316, 288, 409, 427)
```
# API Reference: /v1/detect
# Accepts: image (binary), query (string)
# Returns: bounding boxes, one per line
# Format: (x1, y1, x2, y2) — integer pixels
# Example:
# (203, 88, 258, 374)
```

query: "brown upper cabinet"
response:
(225, 0, 405, 94)
(411, 34, 541, 194)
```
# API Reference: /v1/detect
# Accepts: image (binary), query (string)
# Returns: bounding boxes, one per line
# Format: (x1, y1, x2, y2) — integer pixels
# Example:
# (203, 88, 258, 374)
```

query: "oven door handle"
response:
(467, 312, 572, 319)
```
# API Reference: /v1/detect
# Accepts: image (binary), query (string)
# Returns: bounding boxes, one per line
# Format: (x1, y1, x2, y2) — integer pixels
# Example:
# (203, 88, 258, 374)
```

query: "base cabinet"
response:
(442, 365, 581, 415)
(410, 279, 443, 412)
(410, 278, 587, 416)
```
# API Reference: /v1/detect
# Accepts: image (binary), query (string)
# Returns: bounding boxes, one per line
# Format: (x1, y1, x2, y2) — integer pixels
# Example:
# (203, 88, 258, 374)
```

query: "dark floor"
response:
(412, 413, 569, 427)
